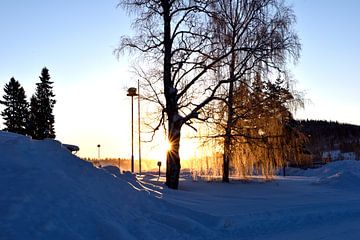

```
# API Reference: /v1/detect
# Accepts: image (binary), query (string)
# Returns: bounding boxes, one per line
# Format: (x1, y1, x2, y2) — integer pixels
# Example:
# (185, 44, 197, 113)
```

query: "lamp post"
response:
(127, 87, 138, 173)
(97, 144, 101, 159)
(157, 161, 162, 178)
(137, 80, 142, 174)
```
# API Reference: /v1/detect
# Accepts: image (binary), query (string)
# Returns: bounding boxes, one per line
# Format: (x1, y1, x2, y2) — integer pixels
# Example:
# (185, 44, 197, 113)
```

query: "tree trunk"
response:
(223, 100, 232, 182)
(162, 0, 182, 189)
(223, 51, 236, 183)
(166, 117, 182, 189)
(223, 138, 230, 182)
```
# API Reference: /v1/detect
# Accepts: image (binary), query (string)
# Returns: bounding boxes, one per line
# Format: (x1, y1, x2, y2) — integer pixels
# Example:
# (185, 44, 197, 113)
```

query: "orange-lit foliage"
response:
(190, 74, 307, 180)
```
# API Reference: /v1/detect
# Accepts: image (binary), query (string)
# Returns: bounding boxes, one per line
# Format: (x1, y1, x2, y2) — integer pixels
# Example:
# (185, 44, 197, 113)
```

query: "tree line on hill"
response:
(296, 120, 360, 161)
(0, 67, 56, 140)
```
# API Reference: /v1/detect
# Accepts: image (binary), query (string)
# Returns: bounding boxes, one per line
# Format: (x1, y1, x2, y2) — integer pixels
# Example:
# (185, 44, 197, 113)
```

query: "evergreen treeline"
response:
(0, 67, 56, 140)
(296, 120, 360, 160)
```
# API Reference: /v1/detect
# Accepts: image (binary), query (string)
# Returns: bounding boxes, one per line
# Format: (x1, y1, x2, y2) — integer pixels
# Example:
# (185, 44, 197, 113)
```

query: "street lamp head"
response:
(127, 87, 138, 96)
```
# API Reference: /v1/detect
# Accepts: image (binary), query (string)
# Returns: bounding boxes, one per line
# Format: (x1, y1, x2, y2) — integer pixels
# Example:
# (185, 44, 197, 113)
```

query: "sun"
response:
(165, 140, 172, 152)
(145, 136, 198, 166)
(159, 140, 172, 165)
(147, 139, 172, 167)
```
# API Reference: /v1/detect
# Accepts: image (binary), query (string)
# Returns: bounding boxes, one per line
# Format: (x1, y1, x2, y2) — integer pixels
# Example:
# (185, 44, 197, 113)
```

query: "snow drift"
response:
(287, 159, 360, 189)
(0, 131, 217, 240)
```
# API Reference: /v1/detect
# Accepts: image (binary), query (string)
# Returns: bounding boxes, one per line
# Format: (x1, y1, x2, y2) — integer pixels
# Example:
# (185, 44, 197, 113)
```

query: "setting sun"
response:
(165, 140, 172, 152)
(143, 136, 198, 167)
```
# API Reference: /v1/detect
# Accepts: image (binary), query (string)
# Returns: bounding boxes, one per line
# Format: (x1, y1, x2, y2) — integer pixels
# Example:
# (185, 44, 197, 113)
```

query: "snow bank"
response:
(310, 160, 360, 188)
(0, 131, 217, 240)
(286, 160, 360, 189)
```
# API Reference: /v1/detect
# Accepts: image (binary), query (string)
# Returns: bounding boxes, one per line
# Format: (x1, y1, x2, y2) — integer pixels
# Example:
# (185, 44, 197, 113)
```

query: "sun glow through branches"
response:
(165, 140, 172, 153)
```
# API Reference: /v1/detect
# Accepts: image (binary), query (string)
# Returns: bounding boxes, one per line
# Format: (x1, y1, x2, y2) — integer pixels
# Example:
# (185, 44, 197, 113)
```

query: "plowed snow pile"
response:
(288, 160, 360, 188)
(313, 160, 360, 188)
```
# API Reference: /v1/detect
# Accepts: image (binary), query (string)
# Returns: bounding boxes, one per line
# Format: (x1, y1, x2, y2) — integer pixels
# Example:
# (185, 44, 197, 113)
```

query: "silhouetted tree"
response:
(28, 95, 39, 138)
(30, 67, 56, 139)
(0, 77, 29, 135)
(117, 0, 234, 189)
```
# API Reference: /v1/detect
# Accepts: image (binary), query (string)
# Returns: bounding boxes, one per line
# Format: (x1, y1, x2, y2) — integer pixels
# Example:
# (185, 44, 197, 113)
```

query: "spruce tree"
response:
(28, 95, 39, 138)
(0, 77, 29, 135)
(30, 67, 56, 139)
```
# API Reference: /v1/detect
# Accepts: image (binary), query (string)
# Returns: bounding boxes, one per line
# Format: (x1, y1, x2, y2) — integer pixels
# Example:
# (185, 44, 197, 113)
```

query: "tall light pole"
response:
(127, 87, 138, 173)
(138, 80, 142, 174)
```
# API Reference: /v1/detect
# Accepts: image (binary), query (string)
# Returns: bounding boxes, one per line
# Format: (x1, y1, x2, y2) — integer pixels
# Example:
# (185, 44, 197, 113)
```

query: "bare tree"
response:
(117, 0, 231, 189)
(116, 0, 300, 188)
(207, 0, 301, 182)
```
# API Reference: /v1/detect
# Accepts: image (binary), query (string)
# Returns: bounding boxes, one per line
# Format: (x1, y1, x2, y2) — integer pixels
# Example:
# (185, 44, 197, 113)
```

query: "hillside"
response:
(297, 120, 360, 162)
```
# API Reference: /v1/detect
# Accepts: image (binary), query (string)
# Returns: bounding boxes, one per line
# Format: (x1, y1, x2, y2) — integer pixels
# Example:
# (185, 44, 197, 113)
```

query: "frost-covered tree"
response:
(0, 77, 29, 135)
(30, 67, 56, 139)
(195, 74, 306, 179)
(230, 75, 306, 178)
(207, 0, 301, 182)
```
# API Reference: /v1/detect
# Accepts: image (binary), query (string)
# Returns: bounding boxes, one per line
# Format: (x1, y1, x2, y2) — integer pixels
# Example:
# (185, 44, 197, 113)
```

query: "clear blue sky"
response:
(0, 0, 359, 158)
(289, 0, 360, 124)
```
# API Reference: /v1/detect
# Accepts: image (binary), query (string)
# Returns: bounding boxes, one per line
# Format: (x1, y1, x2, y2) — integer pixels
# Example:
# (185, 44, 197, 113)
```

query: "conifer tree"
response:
(28, 95, 39, 138)
(30, 67, 56, 139)
(0, 77, 29, 135)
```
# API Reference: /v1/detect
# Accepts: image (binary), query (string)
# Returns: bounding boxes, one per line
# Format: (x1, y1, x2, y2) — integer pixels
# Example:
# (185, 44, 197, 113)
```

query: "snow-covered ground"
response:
(2, 131, 360, 240)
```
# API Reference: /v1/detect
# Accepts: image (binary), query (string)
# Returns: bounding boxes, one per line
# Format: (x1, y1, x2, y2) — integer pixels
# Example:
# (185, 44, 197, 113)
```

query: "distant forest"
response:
(296, 120, 360, 162)
(84, 120, 360, 172)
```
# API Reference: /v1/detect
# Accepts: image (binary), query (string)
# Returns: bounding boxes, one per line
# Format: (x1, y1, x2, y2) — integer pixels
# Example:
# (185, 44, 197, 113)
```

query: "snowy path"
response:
(140, 174, 360, 240)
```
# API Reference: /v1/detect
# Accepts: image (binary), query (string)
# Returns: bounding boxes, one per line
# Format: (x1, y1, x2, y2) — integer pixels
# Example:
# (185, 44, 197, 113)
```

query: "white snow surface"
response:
(2, 131, 360, 239)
